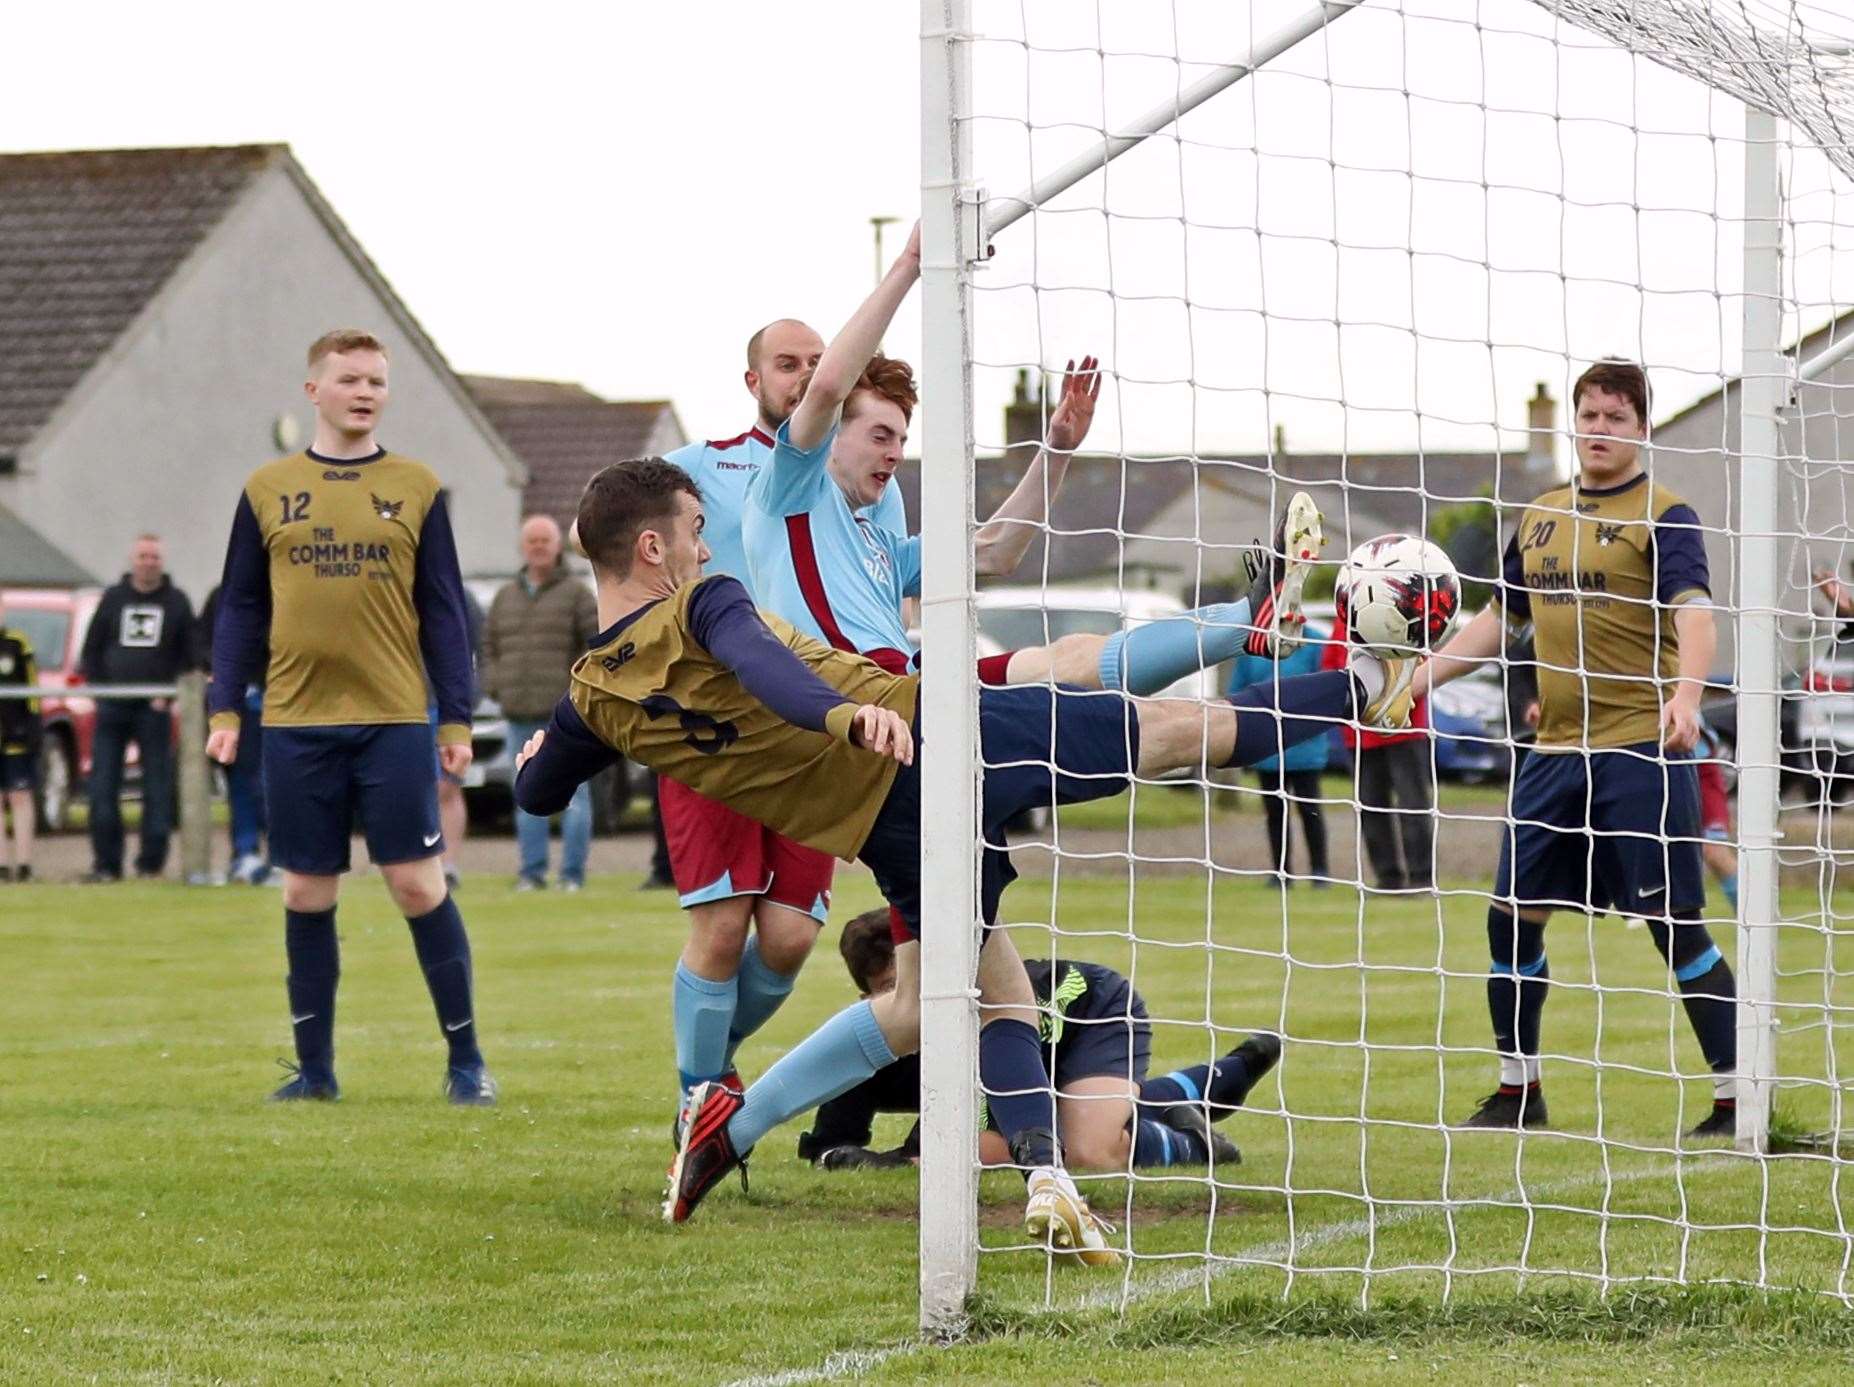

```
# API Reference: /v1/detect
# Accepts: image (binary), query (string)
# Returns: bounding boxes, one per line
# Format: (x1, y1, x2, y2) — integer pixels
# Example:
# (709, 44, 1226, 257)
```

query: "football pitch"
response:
(7, 863, 1854, 1384)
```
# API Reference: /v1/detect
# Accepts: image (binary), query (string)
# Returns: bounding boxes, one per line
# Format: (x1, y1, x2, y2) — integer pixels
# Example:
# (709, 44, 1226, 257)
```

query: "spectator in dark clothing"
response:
(1230, 625, 1332, 888)
(482, 516, 598, 890)
(197, 584, 270, 883)
(79, 534, 195, 881)
(642, 776, 674, 891)
(1323, 610, 1435, 891)
(0, 604, 41, 882)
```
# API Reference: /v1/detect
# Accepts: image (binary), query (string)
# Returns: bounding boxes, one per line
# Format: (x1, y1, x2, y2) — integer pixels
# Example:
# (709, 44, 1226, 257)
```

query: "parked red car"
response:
(0, 586, 103, 830)
(0, 585, 180, 832)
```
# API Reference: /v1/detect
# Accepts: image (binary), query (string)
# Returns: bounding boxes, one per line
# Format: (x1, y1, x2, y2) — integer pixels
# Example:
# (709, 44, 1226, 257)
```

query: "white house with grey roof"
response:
(0, 144, 525, 597)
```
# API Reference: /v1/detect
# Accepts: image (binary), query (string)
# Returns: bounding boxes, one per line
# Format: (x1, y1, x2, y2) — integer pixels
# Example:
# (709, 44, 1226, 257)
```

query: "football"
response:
(1336, 534, 1462, 656)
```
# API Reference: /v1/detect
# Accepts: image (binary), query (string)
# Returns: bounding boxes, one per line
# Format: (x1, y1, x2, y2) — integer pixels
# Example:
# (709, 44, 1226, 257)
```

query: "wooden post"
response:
(177, 671, 213, 884)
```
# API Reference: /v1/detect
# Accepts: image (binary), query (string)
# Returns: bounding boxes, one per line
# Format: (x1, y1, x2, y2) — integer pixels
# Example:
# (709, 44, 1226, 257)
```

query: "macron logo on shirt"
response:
(714, 459, 758, 471)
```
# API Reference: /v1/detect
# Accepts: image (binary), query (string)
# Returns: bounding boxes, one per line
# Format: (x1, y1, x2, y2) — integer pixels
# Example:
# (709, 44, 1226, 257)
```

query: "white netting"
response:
(925, 0, 1854, 1316)
(1534, 1, 1854, 183)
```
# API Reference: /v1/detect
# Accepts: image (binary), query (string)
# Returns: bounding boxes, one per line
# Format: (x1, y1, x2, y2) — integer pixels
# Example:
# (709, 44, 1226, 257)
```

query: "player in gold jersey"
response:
(1414, 359, 1735, 1140)
(207, 330, 494, 1107)
(515, 458, 1412, 1245)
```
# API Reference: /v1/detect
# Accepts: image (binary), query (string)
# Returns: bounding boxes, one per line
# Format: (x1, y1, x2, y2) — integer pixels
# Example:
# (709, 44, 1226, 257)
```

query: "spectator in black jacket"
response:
(78, 534, 195, 881)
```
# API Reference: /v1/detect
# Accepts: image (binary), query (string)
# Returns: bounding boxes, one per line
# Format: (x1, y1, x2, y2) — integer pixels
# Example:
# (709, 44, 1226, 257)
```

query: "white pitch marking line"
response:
(1076, 1160, 1718, 1311)
(721, 1343, 918, 1387)
(726, 1158, 1728, 1379)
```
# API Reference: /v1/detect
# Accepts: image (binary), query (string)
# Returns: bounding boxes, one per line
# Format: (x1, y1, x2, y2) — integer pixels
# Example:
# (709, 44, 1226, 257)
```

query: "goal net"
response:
(918, 0, 1854, 1329)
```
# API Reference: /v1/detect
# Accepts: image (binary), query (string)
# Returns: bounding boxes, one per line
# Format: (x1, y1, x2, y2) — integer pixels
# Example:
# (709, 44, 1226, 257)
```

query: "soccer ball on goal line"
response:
(1335, 534, 1462, 658)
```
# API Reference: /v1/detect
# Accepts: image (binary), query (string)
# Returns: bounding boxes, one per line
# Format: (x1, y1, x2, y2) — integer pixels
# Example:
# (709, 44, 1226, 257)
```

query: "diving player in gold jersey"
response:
(515, 457, 1412, 1247)
(207, 330, 494, 1107)
(1412, 358, 1735, 1139)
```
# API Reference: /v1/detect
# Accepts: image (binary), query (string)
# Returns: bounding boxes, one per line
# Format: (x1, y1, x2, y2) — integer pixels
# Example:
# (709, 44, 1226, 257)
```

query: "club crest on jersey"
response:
(371, 494, 404, 521)
(1595, 522, 1623, 546)
(854, 517, 894, 585)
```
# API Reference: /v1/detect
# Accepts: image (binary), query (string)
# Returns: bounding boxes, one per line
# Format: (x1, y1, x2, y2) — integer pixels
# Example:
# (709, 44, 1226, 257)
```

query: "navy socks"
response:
(1224, 670, 1358, 769)
(1648, 912, 1738, 1078)
(284, 907, 339, 1079)
(1487, 906, 1549, 1089)
(1130, 1118, 1210, 1167)
(407, 896, 482, 1069)
(981, 1018, 1059, 1169)
(1140, 1049, 1259, 1111)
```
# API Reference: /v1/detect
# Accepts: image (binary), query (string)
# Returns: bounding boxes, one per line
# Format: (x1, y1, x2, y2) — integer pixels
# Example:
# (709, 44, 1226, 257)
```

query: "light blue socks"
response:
(1099, 599, 1252, 695)
(725, 935, 797, 1064)
(673, 963, 737, 1095)
(726, 1000, 896, 1153)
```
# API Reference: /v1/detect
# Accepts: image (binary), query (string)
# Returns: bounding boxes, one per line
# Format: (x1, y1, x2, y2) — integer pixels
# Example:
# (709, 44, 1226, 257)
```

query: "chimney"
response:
(1527, 382, 1557, 471)
(1004, 368, 1046, 454)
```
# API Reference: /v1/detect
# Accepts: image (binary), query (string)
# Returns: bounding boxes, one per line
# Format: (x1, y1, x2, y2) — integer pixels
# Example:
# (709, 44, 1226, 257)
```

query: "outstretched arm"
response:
(1410, 605, 1505, 700)
(974, 357, 1100, 578)
(687, 579, 913, 762)
(1412, 530, 1528, 701)
(786, 222, 922, 454)
(514, 696, 619, 816)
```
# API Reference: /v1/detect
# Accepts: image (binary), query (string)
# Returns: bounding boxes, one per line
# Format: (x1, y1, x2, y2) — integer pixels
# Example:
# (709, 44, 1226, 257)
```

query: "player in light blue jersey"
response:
(665, 319, 906, 595)
(656, 317, 909, 1145)
(746, 221, 1325, 695)
(745, 223, 1101, 671)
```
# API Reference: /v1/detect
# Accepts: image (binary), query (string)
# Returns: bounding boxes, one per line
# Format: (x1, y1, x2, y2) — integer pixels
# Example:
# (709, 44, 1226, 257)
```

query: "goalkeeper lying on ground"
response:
(514, 457, 1411, 1260)
(799, 908, 1280, 1173)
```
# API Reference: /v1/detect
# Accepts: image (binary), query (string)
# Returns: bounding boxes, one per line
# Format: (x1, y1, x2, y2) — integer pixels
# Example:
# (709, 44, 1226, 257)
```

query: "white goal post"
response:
(920, 0, 1854, 1333)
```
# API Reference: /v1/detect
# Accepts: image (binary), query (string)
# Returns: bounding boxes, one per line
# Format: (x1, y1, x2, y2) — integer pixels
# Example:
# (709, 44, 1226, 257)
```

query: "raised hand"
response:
(1045, 355, 1102, 455)
(1814, 566, 1853, 617)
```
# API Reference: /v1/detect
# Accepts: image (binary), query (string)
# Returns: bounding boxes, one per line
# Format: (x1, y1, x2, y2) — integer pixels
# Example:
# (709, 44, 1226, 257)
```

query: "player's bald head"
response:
(746, 319, 820, 372)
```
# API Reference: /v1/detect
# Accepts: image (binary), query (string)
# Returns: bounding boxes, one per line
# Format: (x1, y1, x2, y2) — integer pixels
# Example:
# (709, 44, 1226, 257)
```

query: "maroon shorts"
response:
(658, 775, 835, 922)
(1697, 759, 1731, 840)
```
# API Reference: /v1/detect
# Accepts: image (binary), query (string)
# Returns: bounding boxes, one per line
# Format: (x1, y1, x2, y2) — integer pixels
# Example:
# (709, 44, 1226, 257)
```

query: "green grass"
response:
(4, 870, 1854, 1384)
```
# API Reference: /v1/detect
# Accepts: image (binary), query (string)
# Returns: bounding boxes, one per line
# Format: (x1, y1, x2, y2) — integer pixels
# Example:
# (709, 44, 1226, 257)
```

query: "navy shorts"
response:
(0, 749, 35, 793)
(0, 747, 36, 792)
(1495, 742, 1704, 915)
(860, 685, 1139, 937)
(1052, 968, 1153, 1086)
(264, 723, 443, 875)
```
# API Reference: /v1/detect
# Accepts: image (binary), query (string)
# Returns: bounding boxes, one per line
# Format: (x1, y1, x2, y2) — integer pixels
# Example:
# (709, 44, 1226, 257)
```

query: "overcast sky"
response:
(7, 0, 1854, 462)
